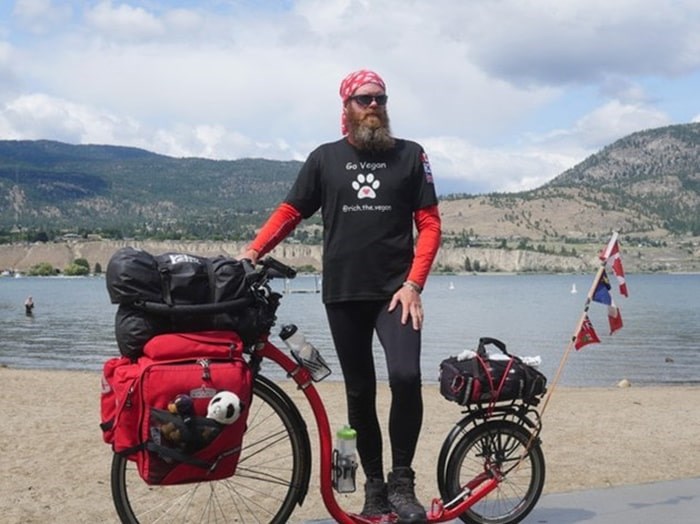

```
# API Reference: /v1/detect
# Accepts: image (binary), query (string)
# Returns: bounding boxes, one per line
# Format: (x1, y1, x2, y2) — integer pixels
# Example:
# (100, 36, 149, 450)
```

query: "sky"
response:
(1, 0, 700, 196)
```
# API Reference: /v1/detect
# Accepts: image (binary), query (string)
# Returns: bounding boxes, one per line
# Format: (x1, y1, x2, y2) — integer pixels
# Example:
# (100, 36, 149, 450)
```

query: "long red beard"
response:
(347, 109, 395, 152)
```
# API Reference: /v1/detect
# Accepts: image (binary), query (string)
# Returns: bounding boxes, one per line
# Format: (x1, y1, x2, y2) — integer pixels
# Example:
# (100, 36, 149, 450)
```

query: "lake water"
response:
(1, 273, 699, 387)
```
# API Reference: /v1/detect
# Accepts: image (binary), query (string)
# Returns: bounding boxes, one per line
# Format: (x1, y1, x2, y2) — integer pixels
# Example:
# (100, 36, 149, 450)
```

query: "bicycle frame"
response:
(253, 336, 502, 524)
(108, 256, 542, 524)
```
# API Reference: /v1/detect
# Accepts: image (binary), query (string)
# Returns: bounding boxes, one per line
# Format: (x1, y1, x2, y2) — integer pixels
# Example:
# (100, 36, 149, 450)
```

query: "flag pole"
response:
(515, 233, 620, 471)
(600, 231, 618, 263)
(513, 258, 607, 470)
(537, 250, 609, 417)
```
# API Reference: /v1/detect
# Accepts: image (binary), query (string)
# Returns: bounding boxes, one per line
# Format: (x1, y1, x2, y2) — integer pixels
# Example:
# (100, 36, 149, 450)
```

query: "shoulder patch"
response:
(421, 152, 434, 184)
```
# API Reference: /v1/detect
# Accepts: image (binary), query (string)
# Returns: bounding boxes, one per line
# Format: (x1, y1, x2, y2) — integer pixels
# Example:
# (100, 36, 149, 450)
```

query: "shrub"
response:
(64, 262, 90, 276)
(27, 262, 56, 276)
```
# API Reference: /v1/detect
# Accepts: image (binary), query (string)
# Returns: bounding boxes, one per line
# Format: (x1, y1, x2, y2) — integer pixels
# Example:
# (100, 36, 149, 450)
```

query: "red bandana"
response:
(339, 69, 386, 135)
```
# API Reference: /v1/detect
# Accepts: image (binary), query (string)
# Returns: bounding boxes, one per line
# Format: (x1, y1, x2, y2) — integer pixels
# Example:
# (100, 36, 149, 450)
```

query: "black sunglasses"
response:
(349, 94, 388, 107)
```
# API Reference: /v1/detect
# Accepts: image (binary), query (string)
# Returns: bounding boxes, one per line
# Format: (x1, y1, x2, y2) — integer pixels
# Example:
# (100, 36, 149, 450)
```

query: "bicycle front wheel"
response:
(443, 420, 545, 524)
(111, 375, 311, 524)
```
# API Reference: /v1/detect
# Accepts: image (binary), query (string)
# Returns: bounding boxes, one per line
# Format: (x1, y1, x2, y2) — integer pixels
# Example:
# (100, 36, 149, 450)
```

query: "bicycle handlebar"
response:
(257, 256, 298, 279)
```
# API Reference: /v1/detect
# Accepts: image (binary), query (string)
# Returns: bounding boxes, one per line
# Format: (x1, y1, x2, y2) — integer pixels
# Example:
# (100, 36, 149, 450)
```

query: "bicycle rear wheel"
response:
(111, 375, 311, 524)
(443, 420, 545, 524)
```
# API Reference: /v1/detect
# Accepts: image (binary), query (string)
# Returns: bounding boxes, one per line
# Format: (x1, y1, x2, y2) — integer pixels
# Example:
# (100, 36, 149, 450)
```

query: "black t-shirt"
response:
(285, 137, 438, 303)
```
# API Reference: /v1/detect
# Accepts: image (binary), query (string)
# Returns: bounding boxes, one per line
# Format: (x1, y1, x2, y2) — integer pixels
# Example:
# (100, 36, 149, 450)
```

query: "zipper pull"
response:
(198, 358, 211, 381)
(125, 386, 133, 408)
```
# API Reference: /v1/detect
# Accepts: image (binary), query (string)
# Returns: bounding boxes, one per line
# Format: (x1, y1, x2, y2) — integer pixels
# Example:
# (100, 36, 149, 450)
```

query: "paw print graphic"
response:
(351, 173, 380, 199)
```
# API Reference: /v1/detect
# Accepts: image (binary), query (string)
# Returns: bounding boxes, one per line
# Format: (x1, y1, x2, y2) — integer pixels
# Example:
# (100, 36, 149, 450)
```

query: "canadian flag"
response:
(600, 233, 628, 297)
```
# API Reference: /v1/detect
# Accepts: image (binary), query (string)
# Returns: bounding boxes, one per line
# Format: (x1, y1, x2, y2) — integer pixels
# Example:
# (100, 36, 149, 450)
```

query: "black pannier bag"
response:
(106, 247, 263, 358)
(439, 337, 547, 405)
(106, 248, 248, 306)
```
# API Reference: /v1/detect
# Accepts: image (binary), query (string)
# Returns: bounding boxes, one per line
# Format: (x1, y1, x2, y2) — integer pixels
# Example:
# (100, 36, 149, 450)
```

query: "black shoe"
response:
(361, 477, 392, 518)
(387, 468, 427, 523)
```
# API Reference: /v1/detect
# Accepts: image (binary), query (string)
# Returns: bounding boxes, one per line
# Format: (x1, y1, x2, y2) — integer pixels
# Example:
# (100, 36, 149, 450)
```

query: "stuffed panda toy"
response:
(207, 391, 245, 425)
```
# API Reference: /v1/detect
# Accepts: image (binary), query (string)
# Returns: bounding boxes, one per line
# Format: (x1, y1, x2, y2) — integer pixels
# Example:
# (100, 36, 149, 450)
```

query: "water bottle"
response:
(279, 324, 331, 381)
(332, 425, 358, 493)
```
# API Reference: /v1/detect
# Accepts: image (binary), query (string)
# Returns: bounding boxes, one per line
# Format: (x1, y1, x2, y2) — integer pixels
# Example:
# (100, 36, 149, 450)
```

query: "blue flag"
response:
(592, 271, 612, 305)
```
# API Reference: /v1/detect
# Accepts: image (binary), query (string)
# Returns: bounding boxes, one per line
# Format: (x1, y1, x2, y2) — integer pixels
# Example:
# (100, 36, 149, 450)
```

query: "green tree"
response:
(27, 262, 56, 276)
(464, 257, 472, 272)
(73, 258, 90, 270)
(64, 263, 90, 276)
(32, 231, 49, 242)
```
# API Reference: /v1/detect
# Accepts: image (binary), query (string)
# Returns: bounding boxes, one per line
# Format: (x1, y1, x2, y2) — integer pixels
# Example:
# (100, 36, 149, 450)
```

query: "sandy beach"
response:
(1, 366, 699, 523)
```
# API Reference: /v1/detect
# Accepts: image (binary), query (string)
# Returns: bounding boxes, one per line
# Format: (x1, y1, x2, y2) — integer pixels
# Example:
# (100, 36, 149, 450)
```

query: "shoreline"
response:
(4, 268, 700, 277)
(1, 366, 699, 523)
(2, 238, 699, 275)
(2, 363, 699, 388)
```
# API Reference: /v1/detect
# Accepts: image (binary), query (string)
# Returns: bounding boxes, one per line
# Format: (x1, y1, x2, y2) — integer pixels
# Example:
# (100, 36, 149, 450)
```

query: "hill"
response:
(1, 125, 699, 273)
(440, 123, 700, 240)
(0, 140, 301, 240)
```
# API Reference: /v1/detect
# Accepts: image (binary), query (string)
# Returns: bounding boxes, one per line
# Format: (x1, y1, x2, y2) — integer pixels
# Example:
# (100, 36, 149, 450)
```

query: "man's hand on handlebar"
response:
(239, 248, 260, 265)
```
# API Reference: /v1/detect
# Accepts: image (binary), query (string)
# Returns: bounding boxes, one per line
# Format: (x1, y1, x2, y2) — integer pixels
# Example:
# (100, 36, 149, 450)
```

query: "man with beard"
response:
(241, 69, 441, 523)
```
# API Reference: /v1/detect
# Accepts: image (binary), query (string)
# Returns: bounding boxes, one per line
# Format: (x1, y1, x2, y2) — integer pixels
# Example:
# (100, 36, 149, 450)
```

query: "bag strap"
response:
(475, 352, 516, 414)
(205, 258, 216, 303)
(145, 442, 242, 472)
(146, 442, 213, 469)
(116, 442, 147, 456)
(132, 297, 253, 316)
(159, 265, 173, 306)
(492, 357, 515, 400)
(474, 354, 494, 393)
(477, 337, 510, 357)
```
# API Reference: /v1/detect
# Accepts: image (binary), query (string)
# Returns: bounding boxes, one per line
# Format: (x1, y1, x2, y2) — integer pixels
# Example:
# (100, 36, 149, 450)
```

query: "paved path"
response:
(521, 476, 700, 524)
(304, 476, 700, 524)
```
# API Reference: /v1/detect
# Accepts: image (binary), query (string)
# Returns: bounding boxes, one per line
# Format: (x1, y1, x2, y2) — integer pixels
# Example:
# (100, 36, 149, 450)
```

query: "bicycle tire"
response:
(437, 407, 542, 497)
(442, 420, 545, 524)
(111, 375, 312, 524)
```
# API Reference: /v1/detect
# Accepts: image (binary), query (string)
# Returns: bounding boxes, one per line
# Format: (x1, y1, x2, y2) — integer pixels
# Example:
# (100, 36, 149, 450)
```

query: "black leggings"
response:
(325, 300, 423, 479)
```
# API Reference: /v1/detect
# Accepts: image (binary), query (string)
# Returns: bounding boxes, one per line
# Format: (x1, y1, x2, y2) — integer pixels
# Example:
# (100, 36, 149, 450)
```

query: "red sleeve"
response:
(406, 205, 441, 289)
(248, 202, 302, 257)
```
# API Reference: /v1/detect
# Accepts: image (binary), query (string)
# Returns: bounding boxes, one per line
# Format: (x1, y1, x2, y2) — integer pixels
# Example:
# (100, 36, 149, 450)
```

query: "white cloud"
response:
(458, 0, 700, 85)
(533, 100, 672, 152)
(2, 0, 700, 194)
(424, 136, 583, 195)
(1, 93, 142, 145)
(12, 0, 72, 34)
(85, 1, 164, 41)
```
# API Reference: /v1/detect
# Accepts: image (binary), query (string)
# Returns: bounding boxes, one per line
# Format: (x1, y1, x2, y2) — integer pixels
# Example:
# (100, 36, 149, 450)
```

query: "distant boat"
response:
(448, 281, 455, 290)
(570, 283, 577, 294)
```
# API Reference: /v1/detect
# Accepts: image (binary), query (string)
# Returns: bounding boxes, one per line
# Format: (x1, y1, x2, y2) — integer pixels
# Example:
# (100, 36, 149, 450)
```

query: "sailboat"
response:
(570, 283, 577, 294)
(448, 281, 455, 290)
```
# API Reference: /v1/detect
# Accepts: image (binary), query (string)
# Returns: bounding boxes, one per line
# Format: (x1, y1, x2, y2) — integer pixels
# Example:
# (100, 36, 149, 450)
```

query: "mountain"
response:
(2, 123, 700, 249)
(440, 123, 700, 242)
(0, 140, 301, 240)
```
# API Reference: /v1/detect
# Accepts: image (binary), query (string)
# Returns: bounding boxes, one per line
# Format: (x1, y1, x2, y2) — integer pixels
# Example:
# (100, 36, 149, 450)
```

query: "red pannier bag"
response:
(100, 331, 253, 485)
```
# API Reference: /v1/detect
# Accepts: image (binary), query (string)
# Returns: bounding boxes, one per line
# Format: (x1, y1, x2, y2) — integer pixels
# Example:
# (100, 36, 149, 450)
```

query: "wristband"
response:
(402, 281, 422, 294)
